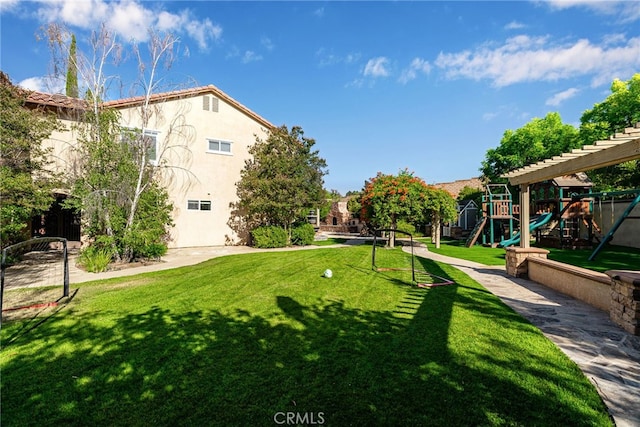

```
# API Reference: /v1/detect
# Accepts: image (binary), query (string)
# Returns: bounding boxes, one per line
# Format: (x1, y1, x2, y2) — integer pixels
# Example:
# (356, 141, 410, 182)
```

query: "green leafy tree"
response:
(0, 72, 61, 248)
(236, 125, 328, 245)
(481, 112, 580, 182)
(360, 170, 457, 248)
(579, 74, 640, 190)
(427, 187, 457, 249)
(65, 34, 78, 98)
(66, 106, 173, 261)
(346, 191, 362, 219)
(360, 170, 427, 247)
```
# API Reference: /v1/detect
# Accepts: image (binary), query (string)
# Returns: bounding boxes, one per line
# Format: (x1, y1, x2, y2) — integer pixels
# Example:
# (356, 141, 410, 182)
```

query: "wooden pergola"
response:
(502, 123, 640, 248)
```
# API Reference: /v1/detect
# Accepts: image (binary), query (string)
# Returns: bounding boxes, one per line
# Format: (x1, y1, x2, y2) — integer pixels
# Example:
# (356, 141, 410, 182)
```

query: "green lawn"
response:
(1, 246, 612, 426)
(312, 237, 349, 246)
(544, 244, 640, 273)
(420, 238, 506, 265)
(423, 238, 640, 272)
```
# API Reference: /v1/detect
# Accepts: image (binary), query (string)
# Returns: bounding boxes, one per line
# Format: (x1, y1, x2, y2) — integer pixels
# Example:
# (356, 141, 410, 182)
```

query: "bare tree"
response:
(42, 24, 191, 262)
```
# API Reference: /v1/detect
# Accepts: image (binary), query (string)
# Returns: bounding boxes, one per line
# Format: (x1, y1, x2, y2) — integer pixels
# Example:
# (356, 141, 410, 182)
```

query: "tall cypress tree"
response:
(65, 34, 78, 98)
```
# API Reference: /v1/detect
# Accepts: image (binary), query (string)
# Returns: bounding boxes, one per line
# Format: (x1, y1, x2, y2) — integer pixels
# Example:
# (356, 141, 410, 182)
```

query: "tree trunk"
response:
(102, 191, 122, 263)
(433, 212, 441, 249)
(388, 217, 396, 248)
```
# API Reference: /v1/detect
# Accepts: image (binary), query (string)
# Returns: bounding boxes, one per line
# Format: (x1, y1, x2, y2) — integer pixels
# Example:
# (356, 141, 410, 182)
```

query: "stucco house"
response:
(26, 85, 274, 248)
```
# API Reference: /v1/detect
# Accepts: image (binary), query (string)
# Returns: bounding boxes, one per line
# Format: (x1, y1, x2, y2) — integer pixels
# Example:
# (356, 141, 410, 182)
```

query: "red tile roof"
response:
(26, 91, 87, 110)
(26, 84, 275, 129)
(103, 84, 274, 129)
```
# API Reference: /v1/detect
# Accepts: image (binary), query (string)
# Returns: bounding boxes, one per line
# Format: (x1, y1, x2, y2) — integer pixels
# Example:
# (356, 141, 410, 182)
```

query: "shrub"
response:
(122, 230, 168, 260)
(291, 223, 315, 246)
(251, 226, 288, 248)
(78, 246, 112, 273)
(395, 220, 417, 236)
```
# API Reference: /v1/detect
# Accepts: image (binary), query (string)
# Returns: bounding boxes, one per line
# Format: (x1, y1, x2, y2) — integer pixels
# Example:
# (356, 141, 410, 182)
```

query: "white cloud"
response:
(482, 112, 499, 121)
(29, 0, 221, 49)
(18, 75, 64, 93)
(435, 34, 640, 87)
(316, 48, 361, 67)
(504, 21, 525, 30)
(0, 0, 21, 14)
(398, 57, 431, 84)
(363, 57, 390, 78)
(345, 53, 361, 64)
(242, 50, 262, 63)
(544, 0, 640, 23)
(107, 0, 155, 41)
(184, 18, 222, 50)
(345, 78, 364, 89)
(546, 87, 580, 106)
(261, 36, 274, 51)
(314, 7, 325, 18)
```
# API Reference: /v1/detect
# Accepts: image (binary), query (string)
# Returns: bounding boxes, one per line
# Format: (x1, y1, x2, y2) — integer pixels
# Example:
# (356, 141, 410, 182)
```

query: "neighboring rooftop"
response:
(433, 177, 484, 199)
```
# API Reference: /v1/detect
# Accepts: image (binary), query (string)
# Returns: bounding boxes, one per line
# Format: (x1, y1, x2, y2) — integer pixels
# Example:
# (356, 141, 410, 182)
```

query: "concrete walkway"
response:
(67, 241, 640, 425)
(404, 245, 640, 427)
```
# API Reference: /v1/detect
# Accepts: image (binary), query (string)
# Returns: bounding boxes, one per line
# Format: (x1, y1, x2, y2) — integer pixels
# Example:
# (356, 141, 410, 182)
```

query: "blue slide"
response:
(499, 212, 554, 248)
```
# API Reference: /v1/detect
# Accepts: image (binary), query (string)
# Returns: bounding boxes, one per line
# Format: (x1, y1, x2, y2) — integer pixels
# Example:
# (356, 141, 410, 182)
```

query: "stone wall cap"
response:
(505, 247, 550, 254)
(606, 270, 640, 286)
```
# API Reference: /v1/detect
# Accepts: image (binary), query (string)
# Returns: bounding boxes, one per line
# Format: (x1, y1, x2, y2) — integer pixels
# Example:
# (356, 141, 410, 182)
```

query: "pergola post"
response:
(505, 183, 549, 277)
(520, 184, 530, 248)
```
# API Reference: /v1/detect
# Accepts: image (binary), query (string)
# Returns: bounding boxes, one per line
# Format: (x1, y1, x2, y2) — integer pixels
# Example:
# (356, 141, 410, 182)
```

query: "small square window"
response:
(207, 139, 232, 155)
(187, 200, 212, 211)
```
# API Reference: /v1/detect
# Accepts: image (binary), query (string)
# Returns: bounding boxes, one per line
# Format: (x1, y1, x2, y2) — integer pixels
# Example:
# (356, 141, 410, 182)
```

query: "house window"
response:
(122, 128, 159, 164)
(144, 132, 158, 163)
(207, 139, 232, 155)
(187, 200, 212, 211)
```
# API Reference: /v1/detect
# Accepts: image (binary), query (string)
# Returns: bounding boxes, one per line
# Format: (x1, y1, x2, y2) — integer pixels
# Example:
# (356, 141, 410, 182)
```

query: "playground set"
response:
(465, 176, 640, 260)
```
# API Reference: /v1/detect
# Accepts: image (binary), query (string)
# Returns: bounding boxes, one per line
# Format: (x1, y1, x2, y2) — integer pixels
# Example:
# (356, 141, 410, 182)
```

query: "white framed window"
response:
(121, 128, 159, 164)
(207, 138, 232, 155)
(143, 131, 158, 163)
(187, 200, 212, 211)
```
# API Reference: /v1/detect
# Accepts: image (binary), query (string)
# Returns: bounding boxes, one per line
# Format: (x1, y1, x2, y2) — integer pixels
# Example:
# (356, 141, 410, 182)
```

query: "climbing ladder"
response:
(465, 217, 487, 248)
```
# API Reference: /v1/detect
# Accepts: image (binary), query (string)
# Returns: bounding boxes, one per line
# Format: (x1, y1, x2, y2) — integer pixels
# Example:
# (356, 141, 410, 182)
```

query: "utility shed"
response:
(456, 200, 479, 230)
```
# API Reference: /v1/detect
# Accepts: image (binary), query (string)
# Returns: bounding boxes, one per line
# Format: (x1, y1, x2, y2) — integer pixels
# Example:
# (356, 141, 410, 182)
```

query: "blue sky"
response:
(1, 1, 639, 194)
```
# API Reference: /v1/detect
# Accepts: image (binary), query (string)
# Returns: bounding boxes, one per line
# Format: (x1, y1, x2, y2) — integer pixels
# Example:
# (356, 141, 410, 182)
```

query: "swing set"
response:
(573, 189, 640, 260)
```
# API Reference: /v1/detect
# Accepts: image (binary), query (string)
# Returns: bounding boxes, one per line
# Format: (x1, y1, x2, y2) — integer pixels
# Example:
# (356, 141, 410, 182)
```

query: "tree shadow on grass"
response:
(1, 274, 610, 426)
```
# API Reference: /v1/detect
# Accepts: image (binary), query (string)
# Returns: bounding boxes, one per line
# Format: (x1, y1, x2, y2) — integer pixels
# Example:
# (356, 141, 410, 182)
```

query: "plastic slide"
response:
(499, 212, 554, 248)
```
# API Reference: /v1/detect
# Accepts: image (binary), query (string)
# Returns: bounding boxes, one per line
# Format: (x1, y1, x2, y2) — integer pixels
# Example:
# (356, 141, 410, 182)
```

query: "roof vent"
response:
(202, 95, 219, 112)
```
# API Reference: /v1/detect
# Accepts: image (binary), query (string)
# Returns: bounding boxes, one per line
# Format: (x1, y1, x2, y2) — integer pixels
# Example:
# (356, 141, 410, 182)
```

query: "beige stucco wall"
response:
(39, 91, 271, 248)
(527, 257, 611, 312)
(42, 116, 81, 181)
(117, 94, 270, 248)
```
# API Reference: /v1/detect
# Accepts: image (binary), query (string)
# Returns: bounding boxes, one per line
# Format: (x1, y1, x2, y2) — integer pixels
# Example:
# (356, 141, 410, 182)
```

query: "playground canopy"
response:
(501, 123, 640, 248)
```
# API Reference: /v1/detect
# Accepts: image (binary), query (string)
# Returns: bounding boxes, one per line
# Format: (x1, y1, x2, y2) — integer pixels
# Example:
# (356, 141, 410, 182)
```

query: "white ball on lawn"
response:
(324, 269, 333, 278)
